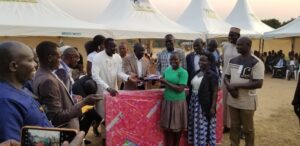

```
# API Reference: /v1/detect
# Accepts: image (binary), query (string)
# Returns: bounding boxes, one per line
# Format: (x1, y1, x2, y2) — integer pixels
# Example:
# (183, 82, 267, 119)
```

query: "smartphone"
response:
(21, 126, 77, 146)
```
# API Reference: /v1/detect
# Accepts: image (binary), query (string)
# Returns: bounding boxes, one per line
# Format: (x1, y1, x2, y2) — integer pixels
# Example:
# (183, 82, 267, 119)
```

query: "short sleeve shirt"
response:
(87, 51, 98, 62)
(0, 82, 52, 141)
(225, 54, 265, 110)
(163, 67, 188, 101)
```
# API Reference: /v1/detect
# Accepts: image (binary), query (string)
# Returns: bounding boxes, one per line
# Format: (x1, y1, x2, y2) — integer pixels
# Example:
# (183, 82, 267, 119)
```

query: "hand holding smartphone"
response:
(21, 126, 77, 146)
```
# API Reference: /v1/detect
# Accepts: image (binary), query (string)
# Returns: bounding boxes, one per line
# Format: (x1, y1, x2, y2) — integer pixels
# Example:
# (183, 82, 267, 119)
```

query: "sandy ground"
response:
(221, 74, 300, 146)
(86, 74, 300, 146)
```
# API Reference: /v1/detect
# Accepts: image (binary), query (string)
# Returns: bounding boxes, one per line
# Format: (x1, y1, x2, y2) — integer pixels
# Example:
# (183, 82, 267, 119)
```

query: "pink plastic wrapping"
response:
(216, 90, 224, 145)
(105, 89, 223, 146)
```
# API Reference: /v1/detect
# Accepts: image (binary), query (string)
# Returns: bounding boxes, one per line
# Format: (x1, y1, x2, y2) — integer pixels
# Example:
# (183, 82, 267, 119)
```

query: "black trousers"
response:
(80, 108, 102, 135)
(294, 105, 300, 120)
(272, 67, 286, 78)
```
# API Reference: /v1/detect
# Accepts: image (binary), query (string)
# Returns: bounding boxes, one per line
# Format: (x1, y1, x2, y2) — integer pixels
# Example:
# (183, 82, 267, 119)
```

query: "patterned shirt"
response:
(156, 48, 186, 75)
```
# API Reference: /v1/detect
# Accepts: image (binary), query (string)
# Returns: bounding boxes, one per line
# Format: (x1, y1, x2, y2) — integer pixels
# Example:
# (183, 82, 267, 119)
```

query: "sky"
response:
(51, 0, 299, 22)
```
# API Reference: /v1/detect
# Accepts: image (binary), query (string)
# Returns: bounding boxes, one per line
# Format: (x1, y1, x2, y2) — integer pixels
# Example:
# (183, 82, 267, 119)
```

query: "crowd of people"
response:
(0, 26, 299, 146)
(254, 49, 300, 80)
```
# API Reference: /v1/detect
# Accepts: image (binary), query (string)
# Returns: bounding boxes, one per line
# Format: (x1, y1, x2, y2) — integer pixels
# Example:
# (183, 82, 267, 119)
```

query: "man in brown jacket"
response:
(33, 41, 102, 130)
(123, 43, 150, 90)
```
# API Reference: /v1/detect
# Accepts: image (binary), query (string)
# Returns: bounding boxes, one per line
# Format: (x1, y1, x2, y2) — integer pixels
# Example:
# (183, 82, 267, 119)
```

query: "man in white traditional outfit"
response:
(92, 38, 138, 118)
(221, 27, 241, 132)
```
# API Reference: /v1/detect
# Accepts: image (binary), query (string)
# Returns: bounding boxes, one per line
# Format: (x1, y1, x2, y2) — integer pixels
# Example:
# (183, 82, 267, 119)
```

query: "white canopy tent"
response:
(264, 17, 300, 51)
(0, 0, 111, 37)
(177, 0, 263, 39)
(94, 0, 200, 40)
(177, 0, 232, 38)
(264, 17, 300, 38)
(225, 0, 274, 36)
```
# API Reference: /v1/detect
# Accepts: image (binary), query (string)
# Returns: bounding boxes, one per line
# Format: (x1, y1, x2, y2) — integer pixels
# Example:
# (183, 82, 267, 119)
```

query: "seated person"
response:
(265, 51, 273, 73)
(272, 54, 287, 78)
(287, 55, 299, 80)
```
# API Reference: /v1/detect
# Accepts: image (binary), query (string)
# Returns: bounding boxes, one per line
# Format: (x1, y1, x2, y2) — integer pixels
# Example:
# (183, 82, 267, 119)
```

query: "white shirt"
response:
(290, 60, 295, 66)
(135, 55, 143, 77)
(87, 51, 98, 62)
(92, 51, 129, 117)
(194, 54, 200, 71)
(222, 42, 239, 72)
(92, 51, 129, 93)
(191, 75, 203, 93)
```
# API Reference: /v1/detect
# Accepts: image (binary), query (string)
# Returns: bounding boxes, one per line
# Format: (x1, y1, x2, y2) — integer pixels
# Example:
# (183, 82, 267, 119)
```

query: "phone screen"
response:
(22, 128, 76, 146)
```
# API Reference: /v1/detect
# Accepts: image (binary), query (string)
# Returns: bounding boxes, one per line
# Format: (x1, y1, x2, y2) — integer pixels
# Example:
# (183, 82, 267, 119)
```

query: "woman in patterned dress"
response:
(188, 52, 218, 146)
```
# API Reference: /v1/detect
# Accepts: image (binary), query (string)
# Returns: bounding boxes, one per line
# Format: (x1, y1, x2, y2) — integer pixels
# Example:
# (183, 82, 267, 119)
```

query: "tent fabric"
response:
(264, 17, 300, 38)
(176, 0, 263, 38)
(177, 0, 232, 38)
(0, 0, 111, 37)
(94, 0, 200, 40)
(225, 0, 273, 36)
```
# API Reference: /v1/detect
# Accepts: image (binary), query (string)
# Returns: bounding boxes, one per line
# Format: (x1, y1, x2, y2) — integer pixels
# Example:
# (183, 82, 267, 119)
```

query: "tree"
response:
(281, 18, 295, 27)
(262, 18, 281, 29)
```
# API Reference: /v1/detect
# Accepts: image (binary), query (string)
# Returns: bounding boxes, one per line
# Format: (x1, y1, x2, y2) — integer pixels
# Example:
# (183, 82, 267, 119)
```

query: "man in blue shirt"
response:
(0, 41, 52, 142)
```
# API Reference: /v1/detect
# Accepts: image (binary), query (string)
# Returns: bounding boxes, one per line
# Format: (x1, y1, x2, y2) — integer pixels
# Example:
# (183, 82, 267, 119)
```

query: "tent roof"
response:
(94, 0, 199, 40)
(177, 0, 262, 38)
(264, 17, 300, 38)
(0, 0, 110, 37)
(225, 0, 273, 35)
(177, 0, 232, 38)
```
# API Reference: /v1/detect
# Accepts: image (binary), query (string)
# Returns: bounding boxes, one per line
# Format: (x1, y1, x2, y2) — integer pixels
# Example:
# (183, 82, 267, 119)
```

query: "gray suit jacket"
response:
(32, 68, 81, 130)
(123, 54, 150, 90)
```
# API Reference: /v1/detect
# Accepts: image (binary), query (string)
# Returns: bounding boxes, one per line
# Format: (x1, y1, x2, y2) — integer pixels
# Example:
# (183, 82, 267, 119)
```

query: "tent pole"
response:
(205, 34, 208, 47)
(292, 37, 295, 51)
(59, 37, 64, 47)
(258, 38, 262, 53)
(262, 39, 265, 53)
(148, 39, 153, 55)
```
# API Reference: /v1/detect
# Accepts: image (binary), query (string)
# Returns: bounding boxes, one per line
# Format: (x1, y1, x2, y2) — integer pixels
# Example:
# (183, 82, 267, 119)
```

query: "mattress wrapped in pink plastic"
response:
(105, 89, 223, 146)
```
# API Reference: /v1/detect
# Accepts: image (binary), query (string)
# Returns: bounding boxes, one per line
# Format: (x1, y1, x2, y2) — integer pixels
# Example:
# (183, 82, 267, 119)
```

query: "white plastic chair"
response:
(297, 68, 300, 80)
(286, 69, 297, 80)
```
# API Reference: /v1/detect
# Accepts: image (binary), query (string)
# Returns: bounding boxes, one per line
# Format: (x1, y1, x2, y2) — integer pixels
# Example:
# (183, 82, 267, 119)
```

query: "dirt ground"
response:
(86, 74, 300, 146)
(221, 74, 300, 146)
